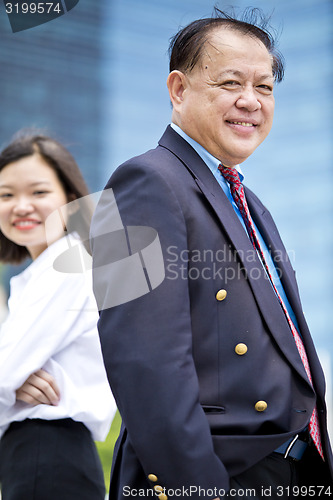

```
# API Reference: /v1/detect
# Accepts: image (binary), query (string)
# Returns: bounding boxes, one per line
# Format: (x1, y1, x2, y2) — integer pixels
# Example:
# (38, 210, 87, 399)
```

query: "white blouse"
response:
(0, 234, 116, 441)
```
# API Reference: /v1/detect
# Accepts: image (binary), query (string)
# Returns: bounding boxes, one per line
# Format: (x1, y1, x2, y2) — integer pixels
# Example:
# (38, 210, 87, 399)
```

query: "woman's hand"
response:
(16, 369, 60, 406)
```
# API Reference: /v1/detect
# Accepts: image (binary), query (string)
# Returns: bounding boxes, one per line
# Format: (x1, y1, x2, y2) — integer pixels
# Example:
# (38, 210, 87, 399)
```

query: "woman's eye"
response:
(33, 190, 49, 196)
(0, 193, 13, 199)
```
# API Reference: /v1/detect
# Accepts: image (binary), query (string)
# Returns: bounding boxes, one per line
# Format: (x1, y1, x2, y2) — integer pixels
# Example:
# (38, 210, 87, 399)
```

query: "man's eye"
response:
(257, 84, 273, 93)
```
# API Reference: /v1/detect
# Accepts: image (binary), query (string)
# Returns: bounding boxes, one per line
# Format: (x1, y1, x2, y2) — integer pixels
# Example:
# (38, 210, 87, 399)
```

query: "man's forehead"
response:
(218, 68, 274, 79)
(203, 27, 270, 58)
(196, 27, 273, 71)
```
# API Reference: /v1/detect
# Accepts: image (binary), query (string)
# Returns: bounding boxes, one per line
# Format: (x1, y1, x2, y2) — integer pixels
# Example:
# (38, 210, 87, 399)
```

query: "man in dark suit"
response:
(91, 8, 333, 499)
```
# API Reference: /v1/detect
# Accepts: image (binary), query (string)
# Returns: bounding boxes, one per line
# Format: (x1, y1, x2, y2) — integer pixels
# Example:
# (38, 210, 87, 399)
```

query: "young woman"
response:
(0, 132, 116, 500)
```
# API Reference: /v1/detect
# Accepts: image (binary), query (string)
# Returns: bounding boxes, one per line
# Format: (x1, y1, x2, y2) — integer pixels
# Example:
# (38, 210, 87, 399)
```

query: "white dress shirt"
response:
(0, 234, 116, 441)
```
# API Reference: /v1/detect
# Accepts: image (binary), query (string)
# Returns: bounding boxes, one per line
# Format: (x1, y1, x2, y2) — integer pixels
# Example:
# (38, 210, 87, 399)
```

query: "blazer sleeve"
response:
(91, 158, 230, 495)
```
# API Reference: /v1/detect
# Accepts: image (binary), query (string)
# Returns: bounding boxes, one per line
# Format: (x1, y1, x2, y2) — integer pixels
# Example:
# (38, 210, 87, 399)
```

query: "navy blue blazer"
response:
(91, 126, 333, 497)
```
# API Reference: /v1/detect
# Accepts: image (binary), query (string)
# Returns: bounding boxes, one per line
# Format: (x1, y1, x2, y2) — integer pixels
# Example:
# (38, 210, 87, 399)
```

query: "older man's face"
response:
(172, 28, 275, 166)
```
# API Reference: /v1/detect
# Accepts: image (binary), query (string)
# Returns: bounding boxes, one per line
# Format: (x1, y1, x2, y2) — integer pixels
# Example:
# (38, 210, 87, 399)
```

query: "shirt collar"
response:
(11, 233, 81, 285)
(170, 123, 244, 182)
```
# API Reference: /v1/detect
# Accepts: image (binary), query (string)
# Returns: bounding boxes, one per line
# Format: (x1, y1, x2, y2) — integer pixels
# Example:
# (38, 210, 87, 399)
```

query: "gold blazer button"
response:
(216, 289, 227, 301)
(148, 474, 158, 482)
(235, 343, 248, 355)
(255, 400, 268, 412)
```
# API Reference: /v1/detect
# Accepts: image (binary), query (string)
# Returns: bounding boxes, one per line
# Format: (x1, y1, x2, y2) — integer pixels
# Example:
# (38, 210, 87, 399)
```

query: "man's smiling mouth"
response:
(227, 120, 256, 127)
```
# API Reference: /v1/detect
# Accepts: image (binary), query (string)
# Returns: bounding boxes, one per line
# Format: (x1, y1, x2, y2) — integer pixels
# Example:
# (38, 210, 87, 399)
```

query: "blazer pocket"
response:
(201, 405, 225, 414)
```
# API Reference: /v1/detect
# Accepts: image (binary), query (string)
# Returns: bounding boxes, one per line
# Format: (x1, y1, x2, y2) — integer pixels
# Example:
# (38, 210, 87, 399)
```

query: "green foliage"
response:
(95, 410, 121, 492)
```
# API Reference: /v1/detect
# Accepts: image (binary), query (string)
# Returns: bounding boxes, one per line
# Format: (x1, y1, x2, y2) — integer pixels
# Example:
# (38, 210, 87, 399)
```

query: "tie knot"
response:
(218, 164, 241, 188)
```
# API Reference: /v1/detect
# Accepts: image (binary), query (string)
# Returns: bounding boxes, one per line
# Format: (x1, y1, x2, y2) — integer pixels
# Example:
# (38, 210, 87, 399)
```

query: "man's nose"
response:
(235, 86, 261, 112)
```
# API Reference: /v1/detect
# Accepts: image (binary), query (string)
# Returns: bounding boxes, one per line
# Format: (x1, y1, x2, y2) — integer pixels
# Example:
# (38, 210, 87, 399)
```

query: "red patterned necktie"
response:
(218, 164, 324, 460)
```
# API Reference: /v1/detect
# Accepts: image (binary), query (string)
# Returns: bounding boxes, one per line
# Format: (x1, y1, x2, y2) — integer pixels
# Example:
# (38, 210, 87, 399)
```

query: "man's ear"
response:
(167, 70, 187, 110)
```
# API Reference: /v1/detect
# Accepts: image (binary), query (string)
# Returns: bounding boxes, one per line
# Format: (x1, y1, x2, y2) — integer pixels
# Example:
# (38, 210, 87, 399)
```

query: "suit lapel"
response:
(159, 126, 310, 383)
(246, 188, 326, 393)
(246, 189, 300, 307)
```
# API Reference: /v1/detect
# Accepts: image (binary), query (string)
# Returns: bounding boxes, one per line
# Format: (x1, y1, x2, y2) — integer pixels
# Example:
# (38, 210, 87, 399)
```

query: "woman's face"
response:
(0, 154, 69, 260)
